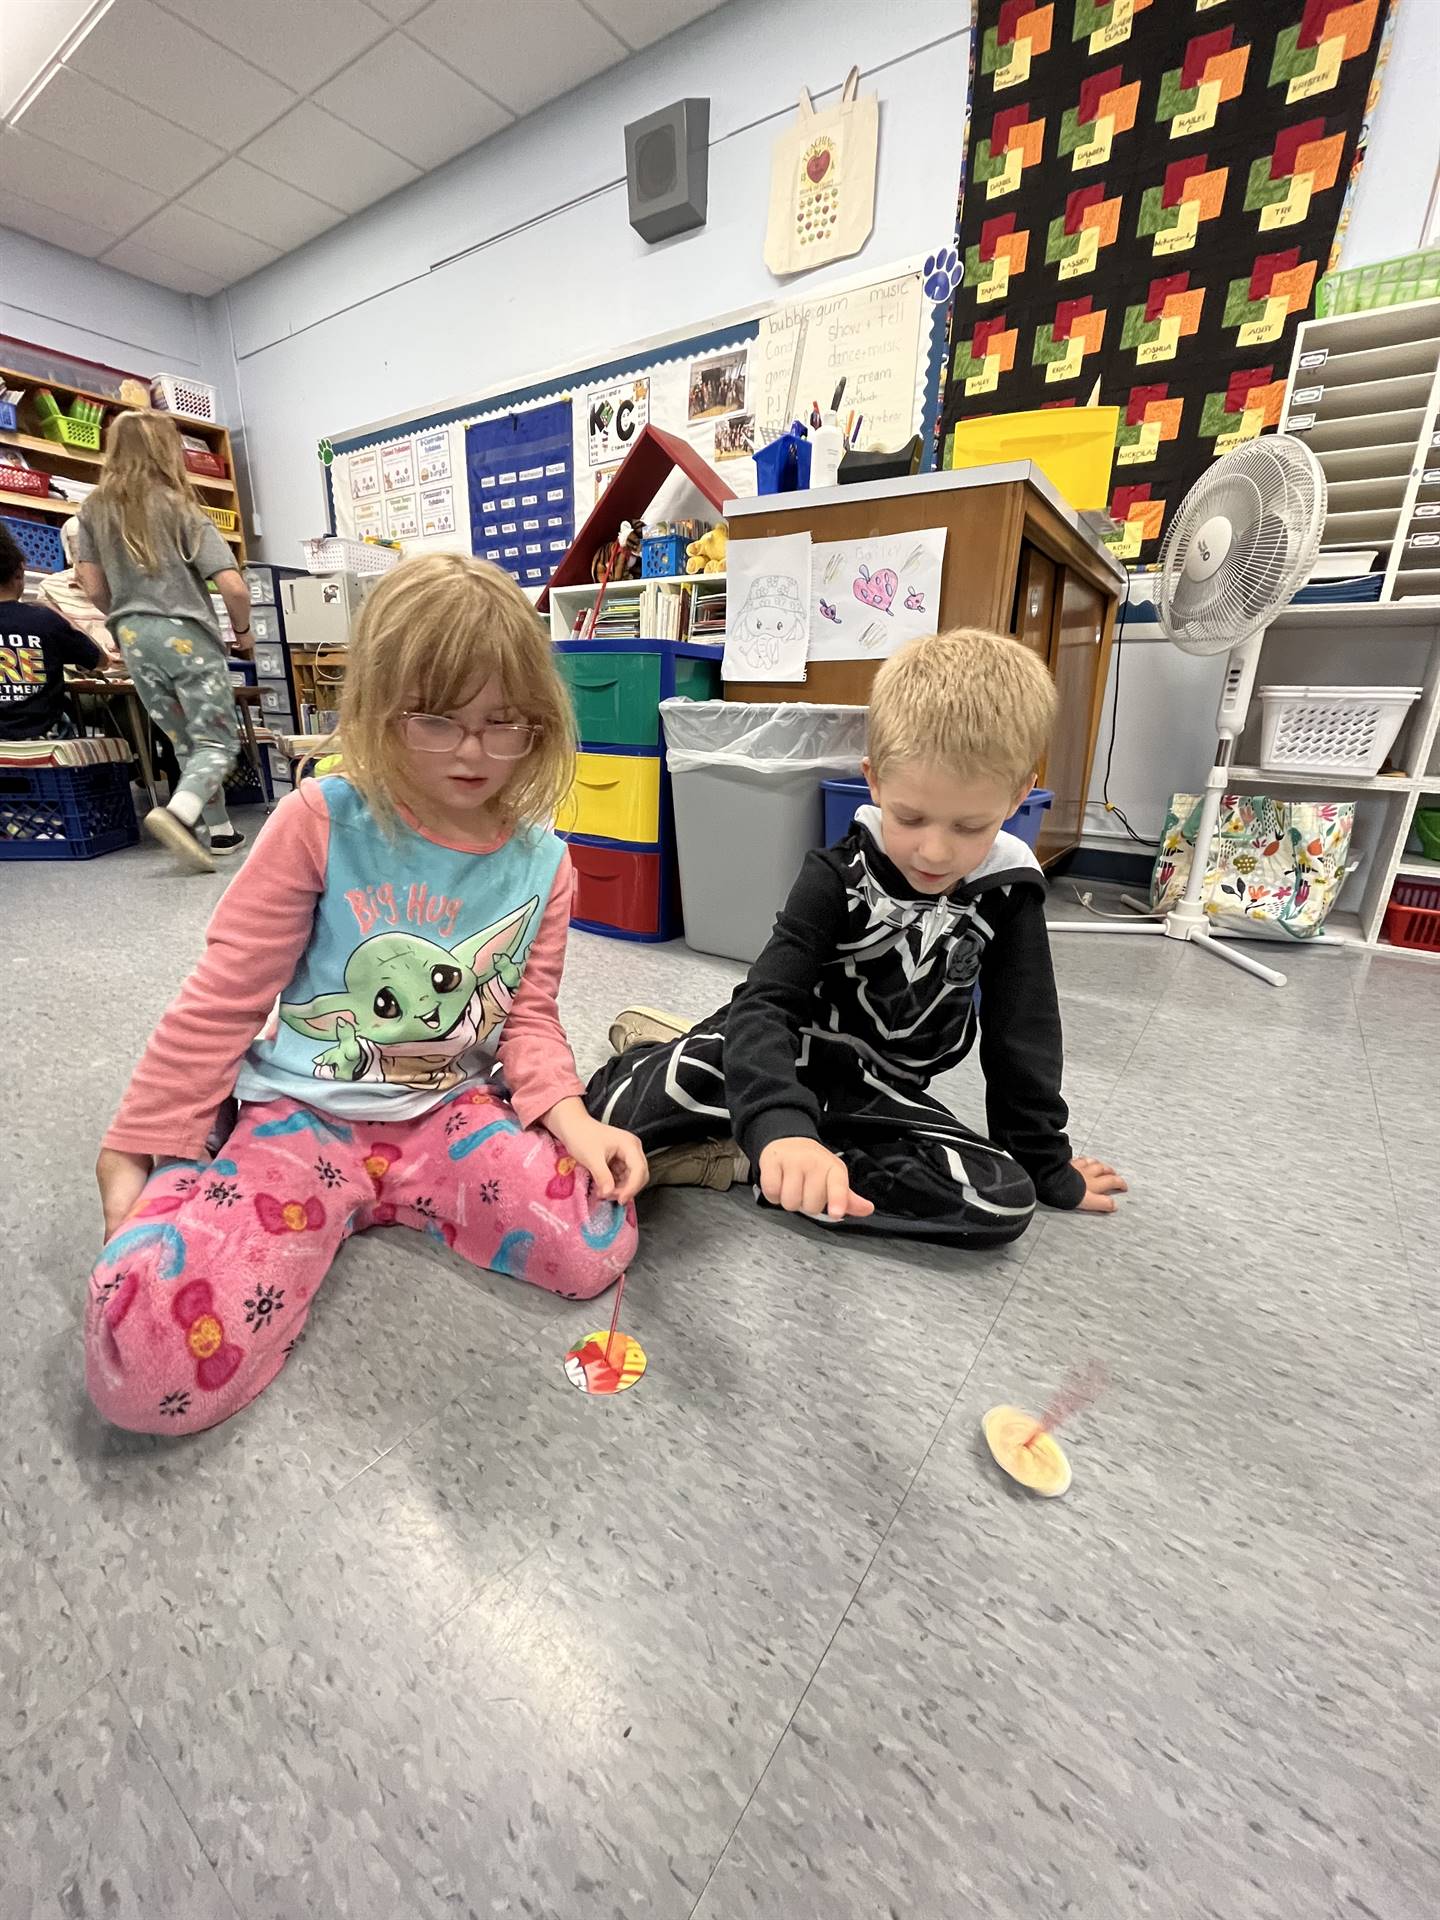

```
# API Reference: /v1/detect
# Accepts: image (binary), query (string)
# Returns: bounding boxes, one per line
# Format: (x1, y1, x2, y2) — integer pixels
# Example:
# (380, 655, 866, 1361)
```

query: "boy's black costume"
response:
(585, 809, 1085, 1247)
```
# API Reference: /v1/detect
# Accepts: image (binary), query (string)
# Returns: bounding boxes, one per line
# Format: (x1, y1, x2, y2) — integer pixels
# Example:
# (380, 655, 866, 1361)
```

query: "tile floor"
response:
(1, 828, 1436, 1919)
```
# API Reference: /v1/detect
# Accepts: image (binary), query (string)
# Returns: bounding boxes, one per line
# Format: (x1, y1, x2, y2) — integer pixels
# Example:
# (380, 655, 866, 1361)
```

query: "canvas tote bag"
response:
(764, 67, 879, 277)
(1150, 793, 1356, 939)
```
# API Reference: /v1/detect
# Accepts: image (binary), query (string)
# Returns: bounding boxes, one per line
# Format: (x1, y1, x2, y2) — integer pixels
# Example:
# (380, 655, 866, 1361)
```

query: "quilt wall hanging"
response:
(937, 0, 1395, 564)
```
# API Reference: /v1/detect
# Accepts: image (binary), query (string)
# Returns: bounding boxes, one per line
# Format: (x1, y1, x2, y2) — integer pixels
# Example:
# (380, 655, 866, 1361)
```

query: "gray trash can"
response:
(661, 700, 868, 962)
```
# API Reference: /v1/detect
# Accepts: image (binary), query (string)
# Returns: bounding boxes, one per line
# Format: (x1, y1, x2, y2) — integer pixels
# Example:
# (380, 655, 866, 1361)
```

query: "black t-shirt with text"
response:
(0, 599, 105, 739)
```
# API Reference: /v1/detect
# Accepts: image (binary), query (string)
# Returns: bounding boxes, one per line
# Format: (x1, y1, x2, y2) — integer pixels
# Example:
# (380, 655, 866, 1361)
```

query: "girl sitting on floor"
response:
(88, 553, 645, 1436)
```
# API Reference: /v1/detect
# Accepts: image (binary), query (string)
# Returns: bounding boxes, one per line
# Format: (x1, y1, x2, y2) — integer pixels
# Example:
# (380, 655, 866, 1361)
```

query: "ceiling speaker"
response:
(624, 97, 709, 244)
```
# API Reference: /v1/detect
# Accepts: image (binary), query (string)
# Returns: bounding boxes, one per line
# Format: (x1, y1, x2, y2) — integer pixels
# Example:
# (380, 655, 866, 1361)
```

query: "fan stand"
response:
(1050, 633, 1288, 988)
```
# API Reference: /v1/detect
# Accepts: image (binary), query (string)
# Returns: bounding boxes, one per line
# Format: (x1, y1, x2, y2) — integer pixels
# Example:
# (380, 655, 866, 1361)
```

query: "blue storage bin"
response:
(642, 534, 687, 578)
(0, 401, 17, 433)
(0, 514, 65, 573)
(823, 779, 1054, 850)
(0, 759, 139, 860)
(754, 429, 812, 495)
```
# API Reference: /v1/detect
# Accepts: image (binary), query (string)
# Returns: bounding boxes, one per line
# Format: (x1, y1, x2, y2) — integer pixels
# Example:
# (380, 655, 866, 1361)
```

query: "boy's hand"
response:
(758, 1137, 875, 1222)
(1072, 1156, 1128, 1214)
(96, 1148, 153, 1242)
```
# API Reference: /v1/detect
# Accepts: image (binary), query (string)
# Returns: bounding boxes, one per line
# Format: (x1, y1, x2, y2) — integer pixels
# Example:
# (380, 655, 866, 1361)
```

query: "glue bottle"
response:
(810, 408, 844, 489)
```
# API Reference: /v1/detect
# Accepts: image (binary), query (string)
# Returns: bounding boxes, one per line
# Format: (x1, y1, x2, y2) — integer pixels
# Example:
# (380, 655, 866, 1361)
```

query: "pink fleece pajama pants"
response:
(84, 1088, 637, 1435)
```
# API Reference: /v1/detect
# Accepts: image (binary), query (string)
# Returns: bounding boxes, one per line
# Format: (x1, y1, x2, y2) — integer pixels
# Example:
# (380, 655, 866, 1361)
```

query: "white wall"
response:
(0, 225, 212, 379)
(1081, 0, 1440, 851)
(223, 0, 969, 557)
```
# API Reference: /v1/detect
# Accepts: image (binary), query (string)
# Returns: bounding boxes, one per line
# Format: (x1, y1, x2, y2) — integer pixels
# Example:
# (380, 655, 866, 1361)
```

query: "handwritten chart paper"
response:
(756, 271, 923, 452)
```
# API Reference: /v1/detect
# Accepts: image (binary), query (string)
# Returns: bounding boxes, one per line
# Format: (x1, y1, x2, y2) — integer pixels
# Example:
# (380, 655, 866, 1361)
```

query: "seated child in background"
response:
(586, 628, 1126, 1247)
(0, 522, 107, 740)
(88, 554, 645, 1438)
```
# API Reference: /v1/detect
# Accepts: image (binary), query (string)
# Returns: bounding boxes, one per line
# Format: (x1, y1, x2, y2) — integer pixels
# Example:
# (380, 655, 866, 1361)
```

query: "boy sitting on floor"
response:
(585, 627, 1126, 1247)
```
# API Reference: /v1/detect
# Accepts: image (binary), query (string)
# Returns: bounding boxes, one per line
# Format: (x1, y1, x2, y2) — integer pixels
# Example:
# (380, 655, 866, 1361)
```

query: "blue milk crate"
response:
(0, 759, 139, 860)
(641, 533, 687, 578)
(0, 514, 65, 573)
(823, 779, 1055, 849)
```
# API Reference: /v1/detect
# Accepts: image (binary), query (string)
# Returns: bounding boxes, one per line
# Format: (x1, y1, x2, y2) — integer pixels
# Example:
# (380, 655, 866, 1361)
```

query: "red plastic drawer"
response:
(568, 839, 661, 935)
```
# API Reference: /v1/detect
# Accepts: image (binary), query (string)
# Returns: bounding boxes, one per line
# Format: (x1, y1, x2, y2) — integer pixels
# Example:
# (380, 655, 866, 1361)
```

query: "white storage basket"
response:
(301, 536, 401, 577)
(1257, 684, 1421, 777)
(152, 373, 218, 421)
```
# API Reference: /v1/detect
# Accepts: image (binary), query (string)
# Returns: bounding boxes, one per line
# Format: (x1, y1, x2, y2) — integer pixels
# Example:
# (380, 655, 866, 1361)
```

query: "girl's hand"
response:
(1072, 1156, 1128, 1214)
(542, 1098, 647, 1204)
(96, 1148, 153, 1241)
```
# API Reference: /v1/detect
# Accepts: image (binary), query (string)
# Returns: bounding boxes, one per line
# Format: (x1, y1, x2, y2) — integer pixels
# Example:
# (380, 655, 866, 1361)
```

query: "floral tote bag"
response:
(1150, 794, 1356, 939)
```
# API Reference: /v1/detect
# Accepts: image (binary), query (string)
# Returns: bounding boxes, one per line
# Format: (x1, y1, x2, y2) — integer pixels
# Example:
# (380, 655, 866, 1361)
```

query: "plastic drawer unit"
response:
(554, 639, 722, 941)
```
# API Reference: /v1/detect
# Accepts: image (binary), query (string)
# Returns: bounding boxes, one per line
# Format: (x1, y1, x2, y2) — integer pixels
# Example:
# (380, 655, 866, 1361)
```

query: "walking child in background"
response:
(0, 521, 108, 741)
(76, 410, 254, 871)
(88, 554, 645, 1436)
(589, 628, 1127, 1247)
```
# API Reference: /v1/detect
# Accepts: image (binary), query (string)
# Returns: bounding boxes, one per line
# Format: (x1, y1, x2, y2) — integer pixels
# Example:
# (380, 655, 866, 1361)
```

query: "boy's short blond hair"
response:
(867, 626, 1057, 789)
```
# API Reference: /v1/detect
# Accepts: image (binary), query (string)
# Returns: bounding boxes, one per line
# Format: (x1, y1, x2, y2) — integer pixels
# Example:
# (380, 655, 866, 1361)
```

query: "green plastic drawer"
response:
(559, 652, 661, 746)
(673, 656, 720, 703)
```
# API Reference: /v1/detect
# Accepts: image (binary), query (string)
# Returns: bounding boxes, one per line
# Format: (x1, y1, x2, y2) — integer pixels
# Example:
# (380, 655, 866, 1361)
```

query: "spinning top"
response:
(982, 1405, 1073, 1497)
(562, 1270, 645, 1395)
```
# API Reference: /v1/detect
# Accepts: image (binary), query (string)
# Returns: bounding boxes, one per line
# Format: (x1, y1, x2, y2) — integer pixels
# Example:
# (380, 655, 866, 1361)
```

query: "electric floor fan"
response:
(1053, 433, 1327, 988)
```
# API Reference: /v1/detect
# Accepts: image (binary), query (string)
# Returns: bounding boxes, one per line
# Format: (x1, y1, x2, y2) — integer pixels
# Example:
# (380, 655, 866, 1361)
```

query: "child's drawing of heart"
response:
(853, 564, 898, 615)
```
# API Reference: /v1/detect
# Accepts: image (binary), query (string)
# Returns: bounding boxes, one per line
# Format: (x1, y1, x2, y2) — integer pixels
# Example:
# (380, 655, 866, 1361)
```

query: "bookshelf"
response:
(0, 364, 246, 564)
(547, 574, 726, 646)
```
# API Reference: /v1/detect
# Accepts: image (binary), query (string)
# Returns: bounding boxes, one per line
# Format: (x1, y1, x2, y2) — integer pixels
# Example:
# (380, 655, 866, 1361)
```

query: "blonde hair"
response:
(337, 552, 576, 831)
(868, 627, 1057, 789)
(89, 410, 206, 573)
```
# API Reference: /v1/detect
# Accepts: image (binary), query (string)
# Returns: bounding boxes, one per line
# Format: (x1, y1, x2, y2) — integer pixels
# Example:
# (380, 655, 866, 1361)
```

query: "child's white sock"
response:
(168, 791, 203, 827)
(208, 808, 234, 836)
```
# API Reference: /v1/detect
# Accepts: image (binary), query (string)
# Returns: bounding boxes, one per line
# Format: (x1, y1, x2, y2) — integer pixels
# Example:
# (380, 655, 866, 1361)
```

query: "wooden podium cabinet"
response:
(723, 463, 1126, 865)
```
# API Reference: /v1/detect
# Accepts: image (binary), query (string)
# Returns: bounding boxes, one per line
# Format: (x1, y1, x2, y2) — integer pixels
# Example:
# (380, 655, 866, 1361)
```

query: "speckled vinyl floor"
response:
(1, 822, 1436, 1920)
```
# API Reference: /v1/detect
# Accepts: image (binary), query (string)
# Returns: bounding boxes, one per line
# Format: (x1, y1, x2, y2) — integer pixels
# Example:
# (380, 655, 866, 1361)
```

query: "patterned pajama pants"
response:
(586, 1015, 1037, 1250)
(113, 613, 238, 828)
(85, 1091, 637, 1435)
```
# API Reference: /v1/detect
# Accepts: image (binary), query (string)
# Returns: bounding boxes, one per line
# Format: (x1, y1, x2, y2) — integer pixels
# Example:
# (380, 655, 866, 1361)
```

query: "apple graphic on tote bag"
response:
(765, 64, 878, 278)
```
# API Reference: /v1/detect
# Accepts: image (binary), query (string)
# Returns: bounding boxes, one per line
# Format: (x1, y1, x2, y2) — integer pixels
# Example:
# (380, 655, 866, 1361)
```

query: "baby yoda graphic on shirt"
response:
(279, 899, 537, 1093)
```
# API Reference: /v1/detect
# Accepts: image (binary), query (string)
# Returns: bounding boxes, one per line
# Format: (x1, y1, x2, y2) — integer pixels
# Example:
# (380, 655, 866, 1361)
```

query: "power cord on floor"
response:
(1099, 588, 1145, 843)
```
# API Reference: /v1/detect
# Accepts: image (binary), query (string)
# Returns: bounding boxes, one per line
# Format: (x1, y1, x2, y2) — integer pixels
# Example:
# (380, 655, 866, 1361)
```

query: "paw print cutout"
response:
(924, 246, 961, 303)
(317, 437, 334, 467)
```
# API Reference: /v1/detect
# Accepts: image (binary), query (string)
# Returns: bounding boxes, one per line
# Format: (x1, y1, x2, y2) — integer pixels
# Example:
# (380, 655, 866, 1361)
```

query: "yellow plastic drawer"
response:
(561, 752, 661, 843)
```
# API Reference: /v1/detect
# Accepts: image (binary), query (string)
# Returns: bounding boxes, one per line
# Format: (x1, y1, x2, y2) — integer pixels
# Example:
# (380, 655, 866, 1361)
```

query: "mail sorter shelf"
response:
(554, 640, 721, 941)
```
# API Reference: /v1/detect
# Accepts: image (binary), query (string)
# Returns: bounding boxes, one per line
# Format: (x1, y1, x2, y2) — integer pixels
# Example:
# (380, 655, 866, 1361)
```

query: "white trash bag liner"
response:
(659, 699, 868, 776)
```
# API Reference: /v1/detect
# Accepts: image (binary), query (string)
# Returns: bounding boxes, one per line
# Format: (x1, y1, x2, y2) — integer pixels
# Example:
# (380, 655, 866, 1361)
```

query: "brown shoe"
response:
(608, 1005, 693, 1054)
(644, 1139, 749, 1192)
(144, 805, 215, 872)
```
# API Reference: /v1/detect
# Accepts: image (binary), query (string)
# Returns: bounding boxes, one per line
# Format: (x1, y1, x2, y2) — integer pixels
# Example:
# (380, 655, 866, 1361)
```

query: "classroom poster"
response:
(808, 528, 946, 662)
(415, 430, 452, 484)
(586, 378, 649, 466)
(420, 485, 456, 536)
(466, 399, 575, 589)
(384, 490, 419, 539)
(380, 441, 415, 491)
(352, 497, 383, 536)
(938, 0, 1393, 563)
(348, 449, 380, 500)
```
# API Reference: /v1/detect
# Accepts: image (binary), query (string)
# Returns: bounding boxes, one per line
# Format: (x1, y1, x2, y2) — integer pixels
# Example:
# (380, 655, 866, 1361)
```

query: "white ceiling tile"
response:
(409, 0, 626, 115)
(182, 156, 344, 249)
(0, 184, 116, 260)
(67, 0, 297, 146)
(363, 0, 430, 20)
(17, 65, 224, 198)
(126, 202, 282, 281)
(583, 0, 724, 52)
(99, 236, 227, 296)
(315, 33, 511, 169)
(242, 103, 422, 214)
(158, 0, 389, 93)
(0, 127, 165, 236)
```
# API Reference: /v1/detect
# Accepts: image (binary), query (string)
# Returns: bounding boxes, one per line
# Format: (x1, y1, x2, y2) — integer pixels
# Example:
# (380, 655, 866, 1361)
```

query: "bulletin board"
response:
(323, 260, 940, 576)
